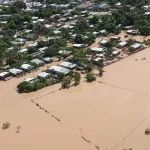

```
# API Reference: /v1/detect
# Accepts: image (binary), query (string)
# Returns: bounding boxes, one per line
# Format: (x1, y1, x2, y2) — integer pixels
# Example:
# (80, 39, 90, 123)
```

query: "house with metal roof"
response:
(59, 61, 77, 69)
(9, 68, 23, 76)
(37, 72, 50, 79)
(30, 59, 44, 66)
(49, 65, 70, 75)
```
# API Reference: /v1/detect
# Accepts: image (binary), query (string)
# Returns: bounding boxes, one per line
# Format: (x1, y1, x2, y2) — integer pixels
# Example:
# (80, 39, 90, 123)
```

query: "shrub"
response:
(145, 128, 150, 135)
(2, 122, 10, 130)
(61, 77, 71, 88)
(74, 72, 81, 85)
(86, 72, 96, 82)
(98, 68, 104, 77)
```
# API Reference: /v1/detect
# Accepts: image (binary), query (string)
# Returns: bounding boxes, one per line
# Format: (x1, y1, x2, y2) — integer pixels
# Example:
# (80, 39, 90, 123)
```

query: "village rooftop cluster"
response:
(0, 0, 150, 92)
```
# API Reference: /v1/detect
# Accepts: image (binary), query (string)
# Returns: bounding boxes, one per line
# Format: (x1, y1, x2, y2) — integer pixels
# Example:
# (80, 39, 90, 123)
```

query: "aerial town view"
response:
(1, 0, 150, 150)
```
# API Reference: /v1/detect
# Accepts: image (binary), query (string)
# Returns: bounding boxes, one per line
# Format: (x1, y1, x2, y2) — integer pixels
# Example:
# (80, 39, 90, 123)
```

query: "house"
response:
(25, 29, 32, 33)
(58, 50, 72, 56)
(100, 39, 108, 45)
(93, 57, 103, 62)
(43, 57, 53, 63)
(37, 19, 45, 23)
(76, 3, 93, 10)
(112, 50, 120, 56)
(110, 36, 120, 41)
(93, 3, 109, 11)
(16, 38, 26, 43)
(126, 30, 139, 35)
(117, 41, 127, 48)
(99, 29, 107, 35)
(21, 64, 32, 71)
(49, 65, 70, 75)
(145, 12, 150, 15)
(32, 16, 38, 20)
(93, 32, 99, 36)
(91, 47, 105, 53)
(61, 25, 74, 29)
(0, 15, 11, 21)
(28, 42, 38, 47)
(20, 48, 28, 54)
(131, 43, 142, 50)
(24, 77, 35, 83)
(0, 71, 10, 80)
(45, 24, 52, 29)
(115, 2, 121, 7)
(38, 47, 48, 52)
(59, 61, 77, 69)
(143, 5, 150, 11)
(37, 72, 50, 79)
(30, 59, 44, 66)
(73, 44, 84, 48)
(9, 68, 23, 76)
(54, 30, 61, 34)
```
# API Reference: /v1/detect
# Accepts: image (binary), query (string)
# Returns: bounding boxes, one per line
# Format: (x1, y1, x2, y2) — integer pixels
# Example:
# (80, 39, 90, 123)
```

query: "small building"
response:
(110, 36, 120, 41)
(54, 30, 61, 34)
(93, 57, 103, 62)
(21, 64, 32, 71)
(38, 47, 48, 52)
(43, 57, 53, 63)
(91, 47, 105, 53)
(93, 3, 109, 11)
(37, 72, 50, 79)
(117, 41, 127, 48)
(59, 61, 77, 69)
(28, 42, 38, 47)
(24, 77, 35, 83)
(32, 16, 38, 20)
(100, 39, 108, 45)
(9, 68, 23, 76)
(131, 43, 142, 50)
(0, 71, 10, 80)
(61, 25, 74, 29)
(93, 32, 99, 36)
(115, 2, 121, 7)
(49, 65, 70, 75)
(126, 30, 139, 35)
(76, 3, 93, 10)
(73, 44, 84, 48)
(0, 15, 12, 21)
(45, 24, 52, 29)
(112, 50, 120, 56)
(99, 29, 107, 35)
(30, 59, 44, 66)
(58, 50, 72, 56)
(143, 5, 150, 11)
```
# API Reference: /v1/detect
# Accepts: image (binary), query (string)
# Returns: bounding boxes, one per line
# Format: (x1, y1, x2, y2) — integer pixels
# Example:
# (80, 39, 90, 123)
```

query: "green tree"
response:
(98, 68, 104, 77)
(75, 18, 89, 33)
(74, 34, 83, 44)
(72, 50, 86, 65)
(61, 77, 71, 88)
(89, 15, 99, 24)
(13, 1, 27, 9)
(86, 72, 96, 83)
(17, 81, 28, 93)
(8, 20, 16, 29)
(74, 72, 81, 85)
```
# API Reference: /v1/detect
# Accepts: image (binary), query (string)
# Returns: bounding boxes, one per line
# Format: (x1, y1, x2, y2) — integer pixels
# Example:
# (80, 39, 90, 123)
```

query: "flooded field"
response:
(1, 46, 150, 150)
